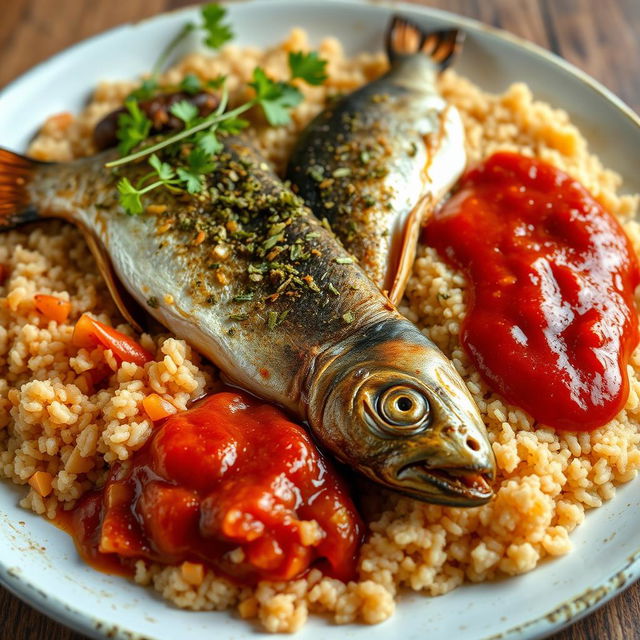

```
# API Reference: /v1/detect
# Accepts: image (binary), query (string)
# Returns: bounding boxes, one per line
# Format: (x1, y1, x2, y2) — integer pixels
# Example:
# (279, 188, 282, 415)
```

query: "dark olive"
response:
(92, 91, 220, 151)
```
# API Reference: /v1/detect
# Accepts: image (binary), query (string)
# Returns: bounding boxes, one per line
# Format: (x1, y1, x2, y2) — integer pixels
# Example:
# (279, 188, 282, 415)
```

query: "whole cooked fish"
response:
(0, 137, 495, 506)
(287, 16, 466, 303)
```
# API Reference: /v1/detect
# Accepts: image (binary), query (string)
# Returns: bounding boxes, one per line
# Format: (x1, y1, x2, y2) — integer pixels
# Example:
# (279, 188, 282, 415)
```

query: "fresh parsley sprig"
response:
(288, 51, 328, 86)
(152, 4, 233, 78)
(129, 3, 233, 103)
(200, 4, 233, 50)
(110, 3, 329, 215)
(110, 50, 324, 171)
(249, 68, 303, 126)
(117, 100, 152, 155)
(117, 154, 181, 215)
(111, 88, 230, 211)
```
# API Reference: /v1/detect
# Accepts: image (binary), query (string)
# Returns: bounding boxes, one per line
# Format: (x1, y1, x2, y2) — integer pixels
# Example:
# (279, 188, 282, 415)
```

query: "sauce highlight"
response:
(424, 152, 639, 431)
(67, 391, 363, 583)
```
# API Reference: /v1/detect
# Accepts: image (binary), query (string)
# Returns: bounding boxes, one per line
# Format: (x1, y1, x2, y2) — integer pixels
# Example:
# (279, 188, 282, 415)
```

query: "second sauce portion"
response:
(69, 391, 363, 583)
(424, 152, 639, 431)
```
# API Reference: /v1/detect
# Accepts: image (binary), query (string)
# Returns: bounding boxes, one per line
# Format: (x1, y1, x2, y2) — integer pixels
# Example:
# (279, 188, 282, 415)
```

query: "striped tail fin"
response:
(0, 148, 44, 230)
(386, 15, 464, 69)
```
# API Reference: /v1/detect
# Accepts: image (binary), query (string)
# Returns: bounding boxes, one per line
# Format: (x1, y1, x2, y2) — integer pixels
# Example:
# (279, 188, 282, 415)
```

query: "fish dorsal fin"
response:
(386, 15, 464, 69)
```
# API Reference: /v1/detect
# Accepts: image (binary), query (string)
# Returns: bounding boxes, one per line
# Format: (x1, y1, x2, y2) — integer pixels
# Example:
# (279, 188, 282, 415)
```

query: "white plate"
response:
(1, 1, 640, 639)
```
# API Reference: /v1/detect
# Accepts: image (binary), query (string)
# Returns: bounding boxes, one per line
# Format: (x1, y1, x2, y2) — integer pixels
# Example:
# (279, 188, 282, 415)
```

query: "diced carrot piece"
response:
(180, 561, 204, 586)
(99, 503, 145, 556)
(138, 482, 200, 556)
(72, 313, 153, 367)
(105, 482, 131, 509)
(65, 447, 94, 474)
(28, 471, 53, 497)
(34, 294, 71, 324)
(143, 393, 177, 421)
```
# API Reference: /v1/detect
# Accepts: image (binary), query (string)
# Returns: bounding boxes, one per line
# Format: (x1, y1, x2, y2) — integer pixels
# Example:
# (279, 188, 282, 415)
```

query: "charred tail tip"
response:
(0, 148, 40, 230)
(386, 14, 465, 70)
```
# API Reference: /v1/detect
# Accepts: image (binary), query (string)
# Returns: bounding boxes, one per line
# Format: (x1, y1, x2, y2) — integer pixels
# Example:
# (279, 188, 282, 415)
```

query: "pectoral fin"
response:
(386, 195, 431, 305)
(77, 223, 147, 334)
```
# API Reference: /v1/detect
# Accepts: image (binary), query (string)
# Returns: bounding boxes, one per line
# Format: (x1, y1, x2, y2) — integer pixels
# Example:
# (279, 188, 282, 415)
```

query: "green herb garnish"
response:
(233, 293, 254, 302)
(179, 74, 202, 94)
(128, 78, 160, 101)
(111, 5, 328, 214)
(249, 68, 303, 126)
(116, 153, 182, 215)
(170, 99, 199, 126)
(267, 311, 278, 330)
(267, 310, 289, 329)
(117, 100, 152, 155)
(201, 3, 234, 49)
(288, 51, 328, 86)
(117, 178, 145, 216)
(152, 4, 233, 77)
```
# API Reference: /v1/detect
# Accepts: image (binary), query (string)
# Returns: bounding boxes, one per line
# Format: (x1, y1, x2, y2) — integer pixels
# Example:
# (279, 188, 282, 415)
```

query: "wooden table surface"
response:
(1, 1, 639, 638)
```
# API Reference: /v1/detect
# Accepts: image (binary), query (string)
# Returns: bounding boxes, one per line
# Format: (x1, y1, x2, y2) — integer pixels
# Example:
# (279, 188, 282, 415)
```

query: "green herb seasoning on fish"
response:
(0, 134, 494, 506)
(287, 15, 466, 303)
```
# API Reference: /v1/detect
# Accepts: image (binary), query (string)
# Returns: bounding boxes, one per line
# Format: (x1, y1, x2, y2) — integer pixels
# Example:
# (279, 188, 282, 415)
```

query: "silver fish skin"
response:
(287, 15, 466, 303)
(0, 138, 494, 505)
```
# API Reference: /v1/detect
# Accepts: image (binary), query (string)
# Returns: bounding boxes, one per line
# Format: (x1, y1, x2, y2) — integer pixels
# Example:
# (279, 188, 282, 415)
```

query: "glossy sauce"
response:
(67, 391, 363, 583)
(424, 152, 640, 430)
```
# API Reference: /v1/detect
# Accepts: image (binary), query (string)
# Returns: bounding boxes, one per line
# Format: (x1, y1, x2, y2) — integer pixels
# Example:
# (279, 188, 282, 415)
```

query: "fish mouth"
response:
(394, 462, 494, 506)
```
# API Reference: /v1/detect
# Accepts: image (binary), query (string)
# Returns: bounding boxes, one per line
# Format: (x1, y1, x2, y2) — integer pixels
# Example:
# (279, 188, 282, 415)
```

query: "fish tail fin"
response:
(0, 148, 46, 231)
(386, 15, 464, 69)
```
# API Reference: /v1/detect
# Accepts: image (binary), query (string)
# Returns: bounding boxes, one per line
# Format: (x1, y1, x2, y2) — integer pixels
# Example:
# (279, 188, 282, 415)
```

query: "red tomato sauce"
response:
(424, 152, 640, 431)
(65, 391, 363, 583)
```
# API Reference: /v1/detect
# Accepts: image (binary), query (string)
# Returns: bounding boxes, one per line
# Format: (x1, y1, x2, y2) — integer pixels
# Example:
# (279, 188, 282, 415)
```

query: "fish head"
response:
(308, 319, 495, 506)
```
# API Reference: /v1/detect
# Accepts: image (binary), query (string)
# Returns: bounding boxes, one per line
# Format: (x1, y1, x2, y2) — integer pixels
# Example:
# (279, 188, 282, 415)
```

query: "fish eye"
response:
(377, 386, 430, 435)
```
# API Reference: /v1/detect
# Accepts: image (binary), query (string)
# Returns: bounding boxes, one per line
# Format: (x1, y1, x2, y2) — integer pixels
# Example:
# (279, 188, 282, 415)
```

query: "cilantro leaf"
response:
(169, 100, 199, 126)
(288, 51, 328, 86)
(177, 167, 204, 194)
(117, 178, 144, 215)
(188, 147, 216, 175)
(217, 116, 249, 134)
(127, 77, 159, 101)
(206, 75, 227, 89)
(250, 68, 303, 126)
(200, 4, 233, 50)
(149, 154, 175, 181)
(196, 131, 223, 155)
(117, 100, 152, 155)
(179, 74, 202, 95)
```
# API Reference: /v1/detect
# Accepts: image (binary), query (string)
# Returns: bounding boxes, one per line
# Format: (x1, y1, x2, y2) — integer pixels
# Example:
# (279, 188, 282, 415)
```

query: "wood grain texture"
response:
(0, 1, 639, 639)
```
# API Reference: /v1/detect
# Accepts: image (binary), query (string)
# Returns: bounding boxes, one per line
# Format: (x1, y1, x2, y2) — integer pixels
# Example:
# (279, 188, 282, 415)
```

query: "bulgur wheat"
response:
(1, 28, 638, 632)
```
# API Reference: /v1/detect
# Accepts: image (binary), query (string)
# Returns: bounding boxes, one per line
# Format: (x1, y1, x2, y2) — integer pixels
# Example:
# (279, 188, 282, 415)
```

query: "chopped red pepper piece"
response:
(34, 294, 71, 324)
(72, 313, 153, 366)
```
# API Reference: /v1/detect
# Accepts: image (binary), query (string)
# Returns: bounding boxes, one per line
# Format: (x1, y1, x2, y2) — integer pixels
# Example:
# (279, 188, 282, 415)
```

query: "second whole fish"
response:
(287, 15, 466, 303)
(0, 135, 495, 506)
